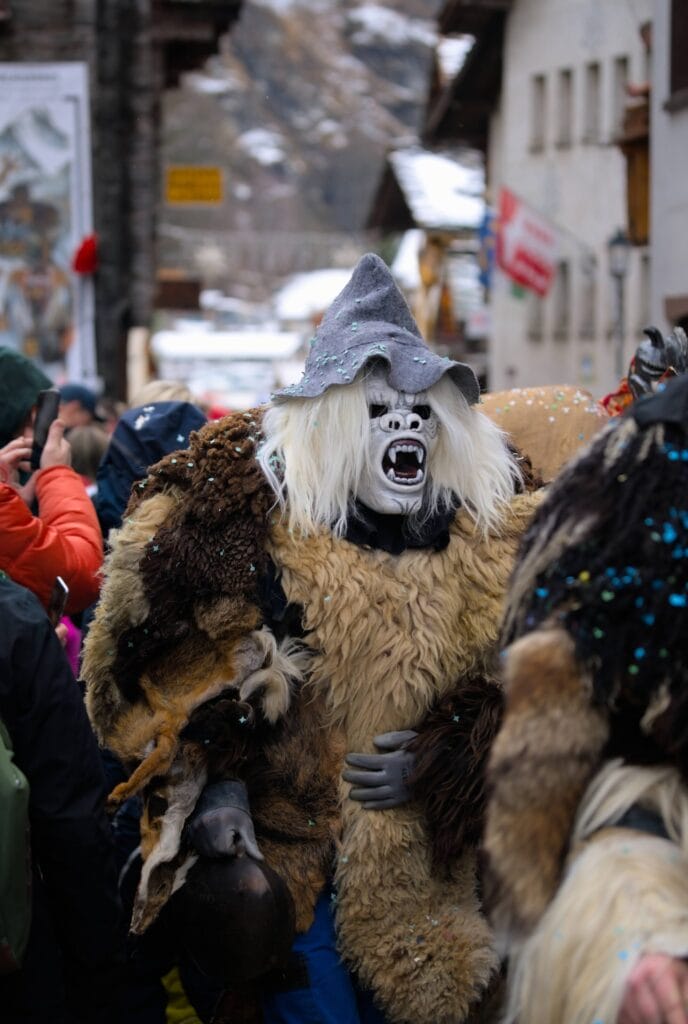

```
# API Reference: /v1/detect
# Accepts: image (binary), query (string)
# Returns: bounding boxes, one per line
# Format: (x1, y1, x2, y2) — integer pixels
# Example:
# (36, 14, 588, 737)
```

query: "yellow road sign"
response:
(165, 166, 223, 205)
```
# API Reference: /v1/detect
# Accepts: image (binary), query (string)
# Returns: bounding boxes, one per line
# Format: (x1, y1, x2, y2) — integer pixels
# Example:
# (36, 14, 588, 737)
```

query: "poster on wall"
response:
(0, 62, 96, 385)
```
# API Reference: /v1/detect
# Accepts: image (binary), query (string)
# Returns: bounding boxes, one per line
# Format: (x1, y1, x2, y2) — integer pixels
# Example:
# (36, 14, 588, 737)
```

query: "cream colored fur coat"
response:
(268, 492, 537, 1024)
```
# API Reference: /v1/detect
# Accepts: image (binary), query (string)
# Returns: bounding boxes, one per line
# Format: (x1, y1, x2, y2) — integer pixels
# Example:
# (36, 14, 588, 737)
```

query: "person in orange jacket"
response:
(0, 348, 103, 615)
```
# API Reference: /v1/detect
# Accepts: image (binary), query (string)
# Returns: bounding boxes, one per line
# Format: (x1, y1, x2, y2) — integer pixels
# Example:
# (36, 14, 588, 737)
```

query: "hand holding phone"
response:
(31, 388, 61, 470)
(48, 576, 69, 627)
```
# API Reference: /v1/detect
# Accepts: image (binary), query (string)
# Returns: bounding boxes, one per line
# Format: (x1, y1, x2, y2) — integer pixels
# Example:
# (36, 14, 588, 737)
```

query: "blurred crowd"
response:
(0, 347, 209, 1023)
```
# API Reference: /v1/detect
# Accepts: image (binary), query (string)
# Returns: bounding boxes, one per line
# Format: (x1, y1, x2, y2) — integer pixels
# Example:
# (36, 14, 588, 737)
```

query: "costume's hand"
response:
(618, 953, 688, 1024)
(343, 730, 418, 810)
(187, 780, 263, 861)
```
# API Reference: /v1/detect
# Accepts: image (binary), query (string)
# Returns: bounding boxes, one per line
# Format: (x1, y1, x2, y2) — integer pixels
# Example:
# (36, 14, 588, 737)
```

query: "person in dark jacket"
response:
(0, 571, 124, 1023)
(94, 400, 206, 540)
(88, 399, 208, 1024)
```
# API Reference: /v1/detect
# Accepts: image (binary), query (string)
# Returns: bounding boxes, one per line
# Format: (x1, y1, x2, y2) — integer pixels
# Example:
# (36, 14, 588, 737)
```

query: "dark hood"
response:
(95, 400, 206, 536)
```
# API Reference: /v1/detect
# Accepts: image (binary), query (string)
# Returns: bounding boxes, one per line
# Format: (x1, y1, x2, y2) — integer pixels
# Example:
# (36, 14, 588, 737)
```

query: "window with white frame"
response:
(612, 55, 629, 137)
(527, 291, 544, 339)
(579, 254, 597, 338)
(670, 1, 688, 100)
(530, 73, 547, 151)
(583, 62, 601, 143)
(557, 68, 573, 147)
(553, 261, 570, 338)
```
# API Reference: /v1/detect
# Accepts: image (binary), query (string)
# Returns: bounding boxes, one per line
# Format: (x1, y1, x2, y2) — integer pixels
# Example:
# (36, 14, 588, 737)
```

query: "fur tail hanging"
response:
(482, 626, 609, 945)
(409, 677, 504, 868)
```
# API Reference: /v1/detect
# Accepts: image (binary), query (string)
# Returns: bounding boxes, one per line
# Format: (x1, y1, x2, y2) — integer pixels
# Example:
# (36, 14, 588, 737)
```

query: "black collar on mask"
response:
(343, 499, 458, 555)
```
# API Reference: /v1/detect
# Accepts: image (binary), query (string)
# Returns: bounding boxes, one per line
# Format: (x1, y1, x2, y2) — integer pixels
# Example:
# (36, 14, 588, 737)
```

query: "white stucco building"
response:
(650, 0, 688, 334)
(484, 0, 652, 396)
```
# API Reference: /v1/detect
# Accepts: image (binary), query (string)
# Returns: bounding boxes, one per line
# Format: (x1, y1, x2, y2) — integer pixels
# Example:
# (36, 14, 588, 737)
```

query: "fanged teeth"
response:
(386, 467, 425, 484)
(388, 443, 425, 465)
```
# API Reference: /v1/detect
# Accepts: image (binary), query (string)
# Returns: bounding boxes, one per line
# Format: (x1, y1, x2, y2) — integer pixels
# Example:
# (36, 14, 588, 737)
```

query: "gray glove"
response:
(342, 730, 418, 810)
(186, 780, 263, 860)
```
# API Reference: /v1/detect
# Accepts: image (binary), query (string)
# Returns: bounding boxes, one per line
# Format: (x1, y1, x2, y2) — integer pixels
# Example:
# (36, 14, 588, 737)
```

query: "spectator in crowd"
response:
(128, 379, 195, 407)
(68, 423, 109, 496)
(96, 396, 127, 436)
(94, 398, 206, 541)
(0, 572, 124, 1023)
(0, 347, 103, 615)
(0, 347, 51, 446)
(89, 397, 207, 1024)
(58, 382, 106, 432)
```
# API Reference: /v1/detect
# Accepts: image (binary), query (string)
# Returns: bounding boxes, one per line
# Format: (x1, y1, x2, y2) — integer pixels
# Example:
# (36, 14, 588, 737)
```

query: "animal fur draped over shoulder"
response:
(82, 410, 335, 931)
(84, 409, 275, 763)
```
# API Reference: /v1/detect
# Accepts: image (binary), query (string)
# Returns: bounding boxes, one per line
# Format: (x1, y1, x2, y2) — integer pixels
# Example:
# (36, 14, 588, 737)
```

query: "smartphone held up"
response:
(48, 576, 69, 627)
(30, 388, 61, 471)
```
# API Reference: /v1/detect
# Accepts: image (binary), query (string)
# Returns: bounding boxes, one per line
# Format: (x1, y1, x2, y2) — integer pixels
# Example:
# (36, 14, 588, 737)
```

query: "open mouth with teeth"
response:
(382, 439, 426, 486)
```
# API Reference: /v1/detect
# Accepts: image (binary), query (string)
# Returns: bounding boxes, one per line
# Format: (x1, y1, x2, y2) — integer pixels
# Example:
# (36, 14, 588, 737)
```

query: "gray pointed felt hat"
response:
(272, 252, 480, 404)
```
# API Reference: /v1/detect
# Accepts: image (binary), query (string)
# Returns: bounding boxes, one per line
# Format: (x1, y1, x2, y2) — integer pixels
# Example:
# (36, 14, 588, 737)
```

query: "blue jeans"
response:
(261, 888, 387, 1024)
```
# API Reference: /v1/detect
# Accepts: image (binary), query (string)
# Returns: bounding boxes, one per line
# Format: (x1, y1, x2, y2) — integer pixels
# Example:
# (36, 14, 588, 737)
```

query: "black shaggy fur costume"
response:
(485, 374, 688, 937)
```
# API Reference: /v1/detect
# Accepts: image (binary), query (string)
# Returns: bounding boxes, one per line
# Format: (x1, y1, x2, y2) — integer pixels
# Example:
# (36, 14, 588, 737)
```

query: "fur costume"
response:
(484, 372, 688, 957)
(83, 411, 539, 1020)
(503, 759, 688, 1024)
(83, 254, 545, 1024)
(268, 496, 536, 1024)
(479, 385, 609, 483)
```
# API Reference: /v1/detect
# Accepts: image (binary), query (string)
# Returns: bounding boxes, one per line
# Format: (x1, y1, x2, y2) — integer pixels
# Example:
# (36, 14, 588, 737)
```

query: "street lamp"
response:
(608, 228, 630, 380)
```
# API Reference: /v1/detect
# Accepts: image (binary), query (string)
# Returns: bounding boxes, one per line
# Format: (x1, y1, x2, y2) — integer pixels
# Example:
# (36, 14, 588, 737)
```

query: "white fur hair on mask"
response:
(258, 369, 521, 537)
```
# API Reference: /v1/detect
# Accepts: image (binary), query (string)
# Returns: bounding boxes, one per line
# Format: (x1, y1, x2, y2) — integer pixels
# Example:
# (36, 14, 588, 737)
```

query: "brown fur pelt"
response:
(482, 626, 609, 944)
(112, 409, 272, 701)
(409, 677, 504, 869)
(209, 684, 345, 934)
(507, 442, 543, 494)
(131, 682, 343, 935)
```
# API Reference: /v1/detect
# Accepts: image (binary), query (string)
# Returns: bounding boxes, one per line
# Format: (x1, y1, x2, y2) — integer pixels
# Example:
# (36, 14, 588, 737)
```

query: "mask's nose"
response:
(379, 411, 422, 432)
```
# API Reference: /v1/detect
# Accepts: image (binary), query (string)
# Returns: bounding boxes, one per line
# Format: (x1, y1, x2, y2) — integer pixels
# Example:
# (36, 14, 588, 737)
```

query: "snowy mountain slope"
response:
(159, 0, 443, 294)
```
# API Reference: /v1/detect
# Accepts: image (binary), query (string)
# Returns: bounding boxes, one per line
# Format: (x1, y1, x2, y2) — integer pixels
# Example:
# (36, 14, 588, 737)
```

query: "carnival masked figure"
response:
(83, 254, 540, 1024)
(601, 324, 688, 416)
(484, 373, 688, 1024)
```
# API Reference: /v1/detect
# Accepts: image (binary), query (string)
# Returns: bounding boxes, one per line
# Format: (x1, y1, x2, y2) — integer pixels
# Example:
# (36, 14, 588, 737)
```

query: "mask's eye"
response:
(412, 404, 432, 420)
(369, 404, 388, 419)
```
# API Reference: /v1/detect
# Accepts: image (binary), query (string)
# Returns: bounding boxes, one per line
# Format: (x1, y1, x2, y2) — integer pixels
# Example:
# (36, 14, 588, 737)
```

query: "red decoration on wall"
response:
(72, 234, 98, 274)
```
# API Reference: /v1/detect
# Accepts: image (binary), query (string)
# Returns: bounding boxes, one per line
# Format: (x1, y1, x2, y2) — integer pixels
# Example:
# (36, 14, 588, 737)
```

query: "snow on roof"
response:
(389, 147, 485, 231)
(273, 268, 353, 321)
(437, 35, 474, 82)
(391, 230, 423, 290)
(252, 0, 331, 13)
(237, 128, 286, 166)
(347, 5, 437, 48)
(182, 71, 233, 95)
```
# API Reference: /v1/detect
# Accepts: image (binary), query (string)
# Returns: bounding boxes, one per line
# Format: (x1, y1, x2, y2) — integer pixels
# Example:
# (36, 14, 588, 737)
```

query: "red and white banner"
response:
(496, 187, 557, 296)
